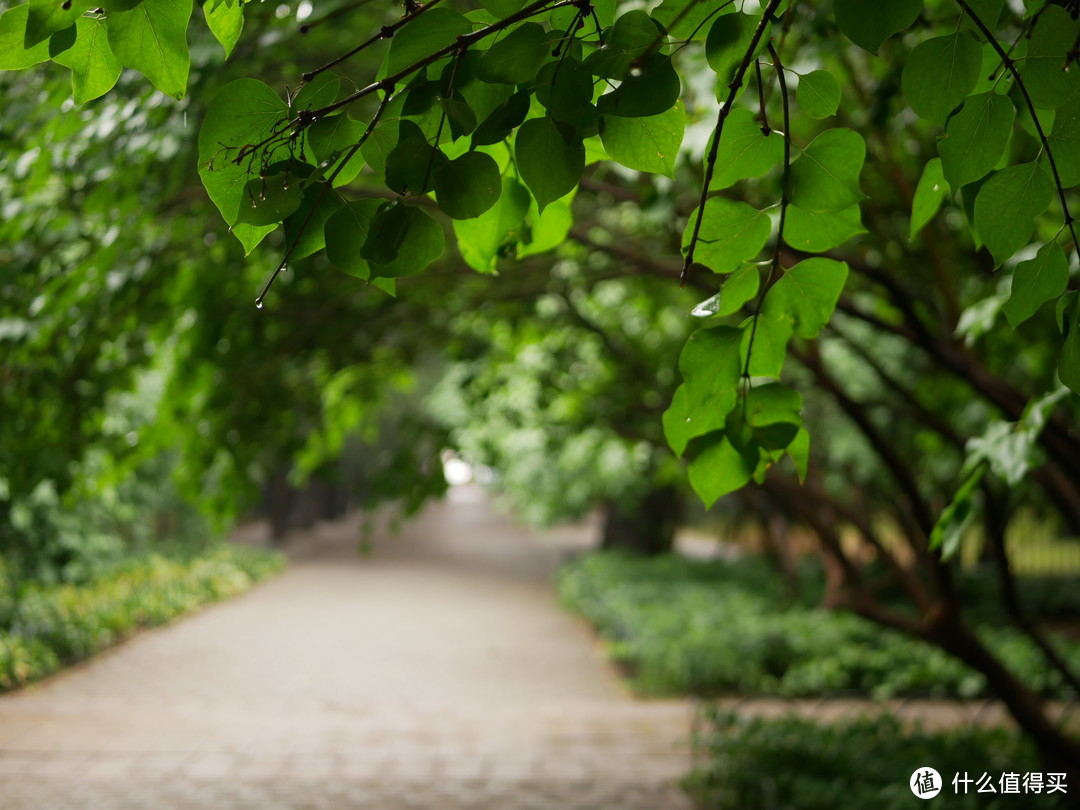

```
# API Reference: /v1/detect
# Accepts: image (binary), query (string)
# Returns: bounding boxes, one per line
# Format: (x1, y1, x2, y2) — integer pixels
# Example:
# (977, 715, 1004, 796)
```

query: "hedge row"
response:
(557, 551, 1080, 699)
(686, 710, 1068, 810)
(0, 545, 284, 690)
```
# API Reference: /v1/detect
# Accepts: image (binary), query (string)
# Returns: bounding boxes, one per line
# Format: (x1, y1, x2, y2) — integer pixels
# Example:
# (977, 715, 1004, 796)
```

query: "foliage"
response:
(0, 544, 283, 691)
(558, 551, 1080, 699)
(6, 0, 1077, 516)
(685, 710, 1067, 810)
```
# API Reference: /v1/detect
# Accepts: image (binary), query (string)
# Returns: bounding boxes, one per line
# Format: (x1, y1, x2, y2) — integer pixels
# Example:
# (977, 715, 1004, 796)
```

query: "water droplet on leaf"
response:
(691, 293, 723, 318)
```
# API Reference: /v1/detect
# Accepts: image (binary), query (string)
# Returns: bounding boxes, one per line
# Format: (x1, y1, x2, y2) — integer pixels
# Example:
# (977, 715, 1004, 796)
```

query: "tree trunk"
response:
(601, 485, 680, 555)
(926, 612, 1080, 775)
(265, 469, 293, 546)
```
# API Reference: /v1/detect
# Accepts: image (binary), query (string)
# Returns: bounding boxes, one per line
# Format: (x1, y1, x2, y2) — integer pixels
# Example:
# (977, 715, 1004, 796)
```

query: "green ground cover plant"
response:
(685, 710, 1069, 810)
(558, 551, 1080, 699)
(0, 544, 284, 691)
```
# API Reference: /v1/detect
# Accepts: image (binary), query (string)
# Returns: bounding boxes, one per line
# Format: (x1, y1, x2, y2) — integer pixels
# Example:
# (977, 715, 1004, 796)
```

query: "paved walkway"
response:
(0, 487, 695, 809)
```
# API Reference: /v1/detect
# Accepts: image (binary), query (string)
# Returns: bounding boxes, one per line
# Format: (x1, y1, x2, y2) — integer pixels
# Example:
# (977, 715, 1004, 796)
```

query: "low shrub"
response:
(0, 544, 284, 691)
(557, 551, 1080, 699)
(685, 710, 1068, 810)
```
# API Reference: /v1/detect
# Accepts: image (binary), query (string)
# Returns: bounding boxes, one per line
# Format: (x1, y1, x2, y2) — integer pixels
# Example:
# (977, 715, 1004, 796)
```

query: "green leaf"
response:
(930, 465, 985, 559)
(365, 204, 445, 278)
(834, 0, 920, 53)
(938, 92, 1015, 188)
(472, 88, 529, 147)
(433, 151, 502, 220)
(478, 22, 548, 84)
(708, 107, 783, 189)
(910, 157, 949, 239)
(457, 62, 513, 121)
(688, 430, 758, 507)
(745, 381, 802, 427)
(690, 263, 760, 318)
(0, 5, 52, 69)
(1004, 242, 1069, 328)
(515, 117, 584, 213)
(583, 9, 658, 79)
(719, 263, 760, 315)
(762, 257, 849, 339)
(787, 128, 865, 212)
(973, 162, 1053, 266)
(599, 101, 684, 177)
(784, 205, 865, 253)
(234, 162, 305, 226)
(1058, 291, 1079, 334)
(198, 78, 289, 247)
(1048, 93, 1080, 187)
(386, 7, 471, 78)
(786, 427, 810, 482)
(292, 72, 340, 113)
(282, 187, 344, 261)
(1061, 294, 1080, 394)
(359, 122, 393, 175)
(740, 309, 792, 378)
(98, 0, 144, 10)
(385, 120, 446, 195)
(204, 0, 242, 59)
(441, 96, 477, 139)
(452, 176, 531, 272)
(107, 0, 192, 99)
(662, 325, 743, 456)
(226, 223, 275, 255)
(1021, 5, 1080, 110)
(596, 53, 679, 118)
(48, 21, 76, 55)
(652, 0, 718, 41)
(705, 11, 768, 87)
(534, 58, 597, 128)
(306, 112, 363, 162)
(685, 197, 770, 274)
(325, 199, 381, 278)
(360, 202, 411, 265)
(796, 70, 841, 119)
(25, 0, 86, 48)
(901, 32, 982, 122)
(518, 186, 575, 258)
(51, 16, 121, 103)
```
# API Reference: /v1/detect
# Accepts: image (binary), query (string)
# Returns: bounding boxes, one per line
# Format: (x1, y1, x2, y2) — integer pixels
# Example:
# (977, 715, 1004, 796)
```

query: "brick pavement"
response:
(0, 487, 696, 809)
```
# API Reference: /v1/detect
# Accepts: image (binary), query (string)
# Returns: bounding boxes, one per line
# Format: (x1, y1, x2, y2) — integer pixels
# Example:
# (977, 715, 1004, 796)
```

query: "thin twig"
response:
(680, 0, 783, 286)
(957, 0, 1079, 254)
(740, 40, 791, 381)
(302, 0, 446, 83)
(298, 0, 379, 36)
(255, 92, 393, 307)
(313, 0, 577, 120)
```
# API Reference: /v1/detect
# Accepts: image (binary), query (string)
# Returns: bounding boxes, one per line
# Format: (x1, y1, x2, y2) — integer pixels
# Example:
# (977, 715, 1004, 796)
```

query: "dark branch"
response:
(680, 0, 783, 285)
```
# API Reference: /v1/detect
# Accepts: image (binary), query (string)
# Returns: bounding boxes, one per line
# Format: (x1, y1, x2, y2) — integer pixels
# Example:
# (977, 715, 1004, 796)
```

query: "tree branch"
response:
(680, 0, 783, 285)
(256, 91, 393, 306)
(957, 0, 1079, 252)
